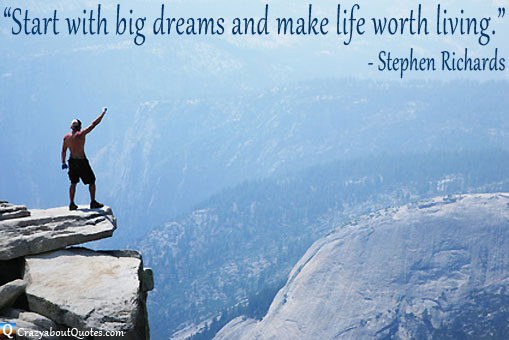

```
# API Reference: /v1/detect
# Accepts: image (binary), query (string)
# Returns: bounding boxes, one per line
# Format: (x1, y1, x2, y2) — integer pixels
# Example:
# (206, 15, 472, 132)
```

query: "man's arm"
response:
(61, 138, 68, 169)
(82, 109, 107, 135)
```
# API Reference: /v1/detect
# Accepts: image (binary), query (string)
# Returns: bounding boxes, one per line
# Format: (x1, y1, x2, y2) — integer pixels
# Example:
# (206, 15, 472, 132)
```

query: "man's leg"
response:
(82, 159, 102, 209)
(69, 183, 78, 210)
(70, 183, 77, 204)
(89, 183, 96, 202)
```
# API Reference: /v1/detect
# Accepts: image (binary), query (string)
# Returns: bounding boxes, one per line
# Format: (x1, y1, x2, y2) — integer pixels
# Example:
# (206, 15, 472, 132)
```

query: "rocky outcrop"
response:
(0, 206, 116, 260)
(215, 193, 509, 340)
(0, 202, 153, 339)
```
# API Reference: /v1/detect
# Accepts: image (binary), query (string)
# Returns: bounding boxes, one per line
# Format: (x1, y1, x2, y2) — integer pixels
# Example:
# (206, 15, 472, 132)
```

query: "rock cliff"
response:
(215, 193, 509, 340)
(0, 202, 153, 339)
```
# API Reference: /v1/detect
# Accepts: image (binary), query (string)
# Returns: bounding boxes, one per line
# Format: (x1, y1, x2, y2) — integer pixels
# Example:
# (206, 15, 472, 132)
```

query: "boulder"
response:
(0, 202, 30, 221)
(0, 279, 26, 310)
(0, 206, 116, 261)
(24, 247, 150, 340)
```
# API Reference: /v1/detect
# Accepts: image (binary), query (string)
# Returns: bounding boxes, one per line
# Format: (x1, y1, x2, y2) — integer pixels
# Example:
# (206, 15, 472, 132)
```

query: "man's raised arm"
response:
(82, 108, 107, 135)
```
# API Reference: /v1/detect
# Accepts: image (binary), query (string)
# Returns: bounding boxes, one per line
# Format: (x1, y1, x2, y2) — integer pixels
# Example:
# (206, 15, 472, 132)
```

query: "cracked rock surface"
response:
(0, 206, 116, 260)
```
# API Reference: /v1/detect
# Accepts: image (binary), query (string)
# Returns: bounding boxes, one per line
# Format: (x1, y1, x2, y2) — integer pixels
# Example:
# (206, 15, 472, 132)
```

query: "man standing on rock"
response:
(61, 108, 107, 211)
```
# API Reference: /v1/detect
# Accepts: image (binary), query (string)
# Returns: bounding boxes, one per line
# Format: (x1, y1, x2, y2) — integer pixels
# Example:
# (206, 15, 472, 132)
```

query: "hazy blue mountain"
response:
(214, 193, 509, 340)
(96, 80, 509, 245)
(136, 150, 509, 339)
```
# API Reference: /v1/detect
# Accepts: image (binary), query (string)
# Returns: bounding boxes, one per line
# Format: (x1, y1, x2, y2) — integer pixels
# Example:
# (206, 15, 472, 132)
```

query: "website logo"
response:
(0, 323, 16, 339)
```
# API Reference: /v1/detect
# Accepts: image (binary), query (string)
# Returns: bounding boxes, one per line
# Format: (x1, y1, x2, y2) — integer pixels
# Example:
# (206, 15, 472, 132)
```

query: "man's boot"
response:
(90, 200, 104, 209)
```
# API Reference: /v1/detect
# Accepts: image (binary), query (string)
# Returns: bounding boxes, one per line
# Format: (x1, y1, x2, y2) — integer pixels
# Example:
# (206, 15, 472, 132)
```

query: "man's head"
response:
(71, 119, 82, 131)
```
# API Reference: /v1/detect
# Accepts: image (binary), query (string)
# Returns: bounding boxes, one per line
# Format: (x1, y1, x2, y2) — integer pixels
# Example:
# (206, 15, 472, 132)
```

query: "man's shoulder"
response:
(63, 132, 72, 140)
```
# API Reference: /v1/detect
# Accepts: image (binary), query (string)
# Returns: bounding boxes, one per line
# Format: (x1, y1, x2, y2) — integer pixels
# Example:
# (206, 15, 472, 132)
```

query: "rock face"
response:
(0, 202, 152, 340)
(24, 248, 150, 339)
(215, 193, 509, 340)
(0, 206, 116, 260)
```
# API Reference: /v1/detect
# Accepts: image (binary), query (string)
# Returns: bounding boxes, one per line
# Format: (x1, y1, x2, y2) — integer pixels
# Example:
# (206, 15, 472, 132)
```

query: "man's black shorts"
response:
(68, 158, 96, 184)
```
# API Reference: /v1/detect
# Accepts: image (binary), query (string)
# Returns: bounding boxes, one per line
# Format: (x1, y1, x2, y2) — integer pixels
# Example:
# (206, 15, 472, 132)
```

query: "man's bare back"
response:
(63, 131, 87, 158)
